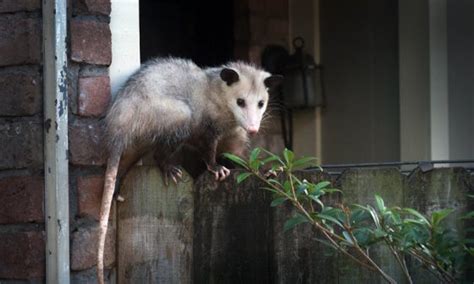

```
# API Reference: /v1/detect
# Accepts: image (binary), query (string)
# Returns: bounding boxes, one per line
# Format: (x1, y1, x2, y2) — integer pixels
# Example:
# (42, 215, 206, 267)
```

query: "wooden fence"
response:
(116, 166, 473, 283)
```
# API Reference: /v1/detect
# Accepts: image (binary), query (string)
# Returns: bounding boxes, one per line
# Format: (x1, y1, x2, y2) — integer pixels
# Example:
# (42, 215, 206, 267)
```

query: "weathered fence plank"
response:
(117, 166, 193, 284)
(193, 173, 273, 284)
(272, 171, 339, 284)
(405, 168, 472, 283)
(116, 166, 472, 283)
(337, 168, 407, 284)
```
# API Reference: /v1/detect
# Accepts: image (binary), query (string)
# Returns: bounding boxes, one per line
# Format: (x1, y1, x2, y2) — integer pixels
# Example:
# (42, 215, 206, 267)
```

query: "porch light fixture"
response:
(262, 37, 326, 149)
(281, 37, 325, 109)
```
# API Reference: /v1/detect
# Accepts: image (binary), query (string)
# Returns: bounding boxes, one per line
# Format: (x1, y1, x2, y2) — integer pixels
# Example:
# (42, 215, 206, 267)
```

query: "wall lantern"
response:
(281, 37, 325, 109)
(261, 37, 326, 149)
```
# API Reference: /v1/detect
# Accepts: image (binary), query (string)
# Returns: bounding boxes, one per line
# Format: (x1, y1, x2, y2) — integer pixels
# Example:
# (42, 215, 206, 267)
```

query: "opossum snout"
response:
(247, 126, 259, 135)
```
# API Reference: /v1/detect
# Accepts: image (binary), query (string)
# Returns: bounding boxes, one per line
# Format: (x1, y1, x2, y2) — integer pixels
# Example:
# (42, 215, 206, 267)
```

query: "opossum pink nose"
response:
(247, 127, 259, 135)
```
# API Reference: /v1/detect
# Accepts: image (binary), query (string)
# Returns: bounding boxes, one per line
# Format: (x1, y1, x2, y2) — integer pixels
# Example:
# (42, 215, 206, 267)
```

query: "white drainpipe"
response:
(43, 0, 70, 283)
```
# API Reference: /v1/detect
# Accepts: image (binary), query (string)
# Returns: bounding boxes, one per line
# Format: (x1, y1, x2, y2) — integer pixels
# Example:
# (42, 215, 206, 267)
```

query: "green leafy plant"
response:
(224, 148, 473, 284)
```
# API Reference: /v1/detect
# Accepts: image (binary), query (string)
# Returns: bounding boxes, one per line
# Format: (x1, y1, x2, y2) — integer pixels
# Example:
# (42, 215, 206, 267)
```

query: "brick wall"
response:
(0, 0, 45, 282)
(0, 0, 113, 282)
(68, 0, 113, 282)
(0, 0, 285, 282)
(234, 0, 288, 153)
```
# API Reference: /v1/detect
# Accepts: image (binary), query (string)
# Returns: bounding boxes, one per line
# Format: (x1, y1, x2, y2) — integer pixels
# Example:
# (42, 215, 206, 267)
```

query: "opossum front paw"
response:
(160, 165, 183, 186)
(207, 165, 231, 181)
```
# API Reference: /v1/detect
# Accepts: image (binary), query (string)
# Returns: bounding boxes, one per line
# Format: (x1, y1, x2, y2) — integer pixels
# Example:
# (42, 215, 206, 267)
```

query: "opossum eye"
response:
(258, 100, 265, 109)
(236, 98, 246, 108)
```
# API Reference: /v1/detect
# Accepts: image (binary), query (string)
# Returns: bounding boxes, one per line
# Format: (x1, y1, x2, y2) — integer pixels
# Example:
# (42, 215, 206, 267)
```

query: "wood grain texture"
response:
(117, 166, 193, 283)
(193, 173, 273, 284)
(116, 166, 472, 283)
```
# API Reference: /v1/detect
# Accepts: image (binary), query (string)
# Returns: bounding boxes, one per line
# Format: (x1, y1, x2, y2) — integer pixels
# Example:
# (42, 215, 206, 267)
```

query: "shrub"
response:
(224, 148, 473, 283)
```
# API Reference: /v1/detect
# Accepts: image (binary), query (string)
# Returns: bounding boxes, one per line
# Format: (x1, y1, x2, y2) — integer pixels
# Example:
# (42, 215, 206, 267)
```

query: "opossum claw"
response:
(264, 169, 278, 179)
(161, 165, 183, 186)
(220, 167, 230, 181)
(208, 165, 231, 181)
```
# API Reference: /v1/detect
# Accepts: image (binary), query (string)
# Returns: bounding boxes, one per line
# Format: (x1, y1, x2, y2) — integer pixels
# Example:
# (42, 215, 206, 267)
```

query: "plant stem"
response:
(386, 242, 413, 284)
(408, 249, 455, 283)
(253, 169, 397, 283)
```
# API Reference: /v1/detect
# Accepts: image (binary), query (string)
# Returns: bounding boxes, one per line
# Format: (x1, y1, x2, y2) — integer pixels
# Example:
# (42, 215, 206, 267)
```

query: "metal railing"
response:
(307, 160, 474, 175)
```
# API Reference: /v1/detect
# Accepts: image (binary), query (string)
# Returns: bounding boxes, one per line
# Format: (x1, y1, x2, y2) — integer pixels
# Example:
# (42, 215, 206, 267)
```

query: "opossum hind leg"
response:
(114, 146, 151, 200)
(154, 143, 183, 185)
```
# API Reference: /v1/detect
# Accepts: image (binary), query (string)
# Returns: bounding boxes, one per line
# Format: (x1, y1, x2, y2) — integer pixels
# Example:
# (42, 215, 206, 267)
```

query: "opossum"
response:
(97, 57, 282, 284)
(179, 125, 251, 179)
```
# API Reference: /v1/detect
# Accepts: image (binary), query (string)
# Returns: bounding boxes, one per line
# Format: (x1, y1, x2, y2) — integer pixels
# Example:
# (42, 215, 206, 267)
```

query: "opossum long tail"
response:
(97, 147, 121, 284)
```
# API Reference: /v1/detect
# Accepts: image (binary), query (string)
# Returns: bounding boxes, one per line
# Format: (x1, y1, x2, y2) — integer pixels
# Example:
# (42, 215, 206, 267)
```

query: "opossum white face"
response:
(220, 67, 283, 135)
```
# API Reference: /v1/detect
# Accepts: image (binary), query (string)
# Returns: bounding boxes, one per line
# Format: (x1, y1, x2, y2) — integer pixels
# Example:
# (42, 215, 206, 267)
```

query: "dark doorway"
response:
(139, 0, 234, 67)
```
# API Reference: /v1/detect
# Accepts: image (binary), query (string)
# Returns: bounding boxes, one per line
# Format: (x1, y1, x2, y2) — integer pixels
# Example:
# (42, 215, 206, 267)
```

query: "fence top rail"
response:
(303, 160, 474, 175)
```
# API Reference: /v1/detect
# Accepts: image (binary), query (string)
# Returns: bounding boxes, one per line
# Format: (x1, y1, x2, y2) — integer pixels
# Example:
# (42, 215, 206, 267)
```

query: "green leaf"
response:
(262, 155, 280, 165)
(461, 211, 474, 220)
(315, 181, 331, 191)
(266, 179, 283, 191)
(403, 219, 426, 226)
(284, 214, 308, 232)
(403, 208, 430, 226)
(317, 213, 344, 228)
(283, 148, 294, 166)
(353, 228, 373, 246)
(260, 186, 281, 195)
(249, 147, 261, 163)
(323, 188, 342, 194)
(236, 172, 252, 184)
(375, 194, 385, 213)
(366, 205, 382, 229)
(342, 231, 354, 245)
(431, 208, 454, 226)
(309, 195, 325, 209)
(292, 156, 318, 169)
(373, 228, 387, 239)
(223, 153, 248, 169)
(350, 208, 371, 225)
(271, 197, 288, 207)
(296, 183, 308, 195)
(249, 160, 263, 171)
(283, 180, 292, 194)
(262, 149, 285, 166)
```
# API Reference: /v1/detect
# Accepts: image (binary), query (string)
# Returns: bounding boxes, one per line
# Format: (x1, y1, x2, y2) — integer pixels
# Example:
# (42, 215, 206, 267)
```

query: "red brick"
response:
(71, 226, 115, 271)
(0, 72, 41, 116)
(0, 0, 40, 13)
(77, 175, 104, 220)
(73, 0, 111, 16)
(0, 231, 45, 279)
(0, 176, 44, 224)
(0, 15, 41, 66)
(70, 19, 111, 65)
(77, 76, 111, 117)
(0, 119, 43, 170)
(69, 119, 106, 166)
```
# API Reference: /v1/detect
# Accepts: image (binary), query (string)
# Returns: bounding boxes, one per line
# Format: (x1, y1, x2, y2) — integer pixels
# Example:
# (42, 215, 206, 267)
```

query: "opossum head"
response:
(220, 63, 283, 135)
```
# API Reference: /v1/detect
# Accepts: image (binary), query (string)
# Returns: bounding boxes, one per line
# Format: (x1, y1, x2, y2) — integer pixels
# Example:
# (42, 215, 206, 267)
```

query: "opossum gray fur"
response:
(97, 57, 282, 284)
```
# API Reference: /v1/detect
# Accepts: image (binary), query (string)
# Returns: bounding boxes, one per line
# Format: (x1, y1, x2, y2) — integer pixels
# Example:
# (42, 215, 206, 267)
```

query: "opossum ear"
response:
(220, 68, 240, 86)
(264, 75, 284, 89)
